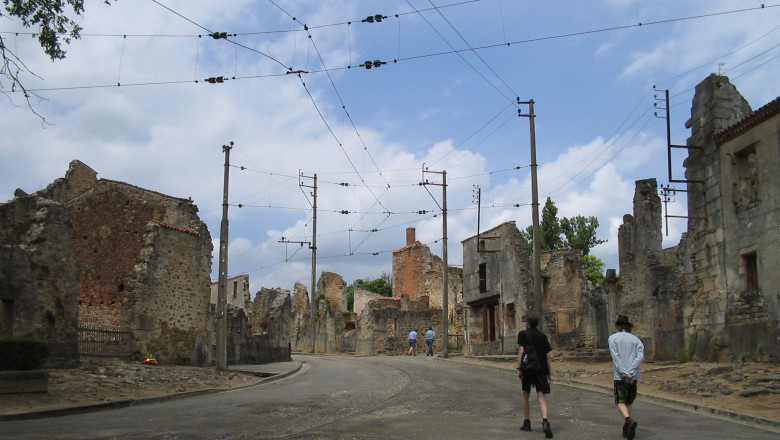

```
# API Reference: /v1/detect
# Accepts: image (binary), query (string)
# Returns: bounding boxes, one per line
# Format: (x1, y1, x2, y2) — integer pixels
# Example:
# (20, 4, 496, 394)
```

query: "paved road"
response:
(0, 355, 776, 439)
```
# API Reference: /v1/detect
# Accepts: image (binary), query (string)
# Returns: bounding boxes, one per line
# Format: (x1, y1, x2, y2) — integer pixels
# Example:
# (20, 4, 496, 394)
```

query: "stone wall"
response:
(356, 295, 442, 355)
(210, 274, 251, 311)
(392, 227, 461, 317)
(291, 282, 312, 352)
(38, 160, 213, 365)
(684, 75, 779, 361)
(0, 195, 80, 368)
(610, 75, 780, 362)
(461, 222, 532, 355)
(317, 271, 347, 313)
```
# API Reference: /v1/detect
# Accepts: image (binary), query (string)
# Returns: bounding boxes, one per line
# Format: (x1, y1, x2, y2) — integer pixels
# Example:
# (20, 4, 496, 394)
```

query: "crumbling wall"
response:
(541, 249, 607, 350)
(392, 227, 461, 316)
(317, 272, 347, 313)
(0, 195, 80, 367)
(128, 221, 211, 365)
(245, 287, 292, 362)
(684, 75, 779, 362)
(356, 295, 442, 355)
(290, 282, 312, 352)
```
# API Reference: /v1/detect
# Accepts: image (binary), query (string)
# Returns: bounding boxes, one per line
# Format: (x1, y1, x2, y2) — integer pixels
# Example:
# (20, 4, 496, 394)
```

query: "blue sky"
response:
(2, 0, 779, 295)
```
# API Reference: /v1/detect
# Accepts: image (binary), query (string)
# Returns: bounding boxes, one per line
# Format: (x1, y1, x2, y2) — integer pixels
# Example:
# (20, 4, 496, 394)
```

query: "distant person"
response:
(609, 315, 644, 440)
(517, 313, 553, 438)
(407, 329, 418, 355)
(425, 327, 436, 356)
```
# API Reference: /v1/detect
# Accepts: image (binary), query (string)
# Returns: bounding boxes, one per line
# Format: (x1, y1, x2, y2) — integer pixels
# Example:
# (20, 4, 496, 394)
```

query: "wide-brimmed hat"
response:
(615, 315, 633, 327)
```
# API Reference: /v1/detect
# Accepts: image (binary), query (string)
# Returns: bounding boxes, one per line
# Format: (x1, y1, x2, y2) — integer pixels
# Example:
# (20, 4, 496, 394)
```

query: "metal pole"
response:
(309, 174, 318, 353)
(216, 141, 233, 371)
(528, 100, 542, 316)
(441, 170, 449, 358)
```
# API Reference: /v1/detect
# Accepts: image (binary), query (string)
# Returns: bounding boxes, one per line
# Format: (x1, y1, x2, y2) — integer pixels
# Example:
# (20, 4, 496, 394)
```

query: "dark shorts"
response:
(409, 339, 417, 347)
(614, 380, 638, 405)
(522, 374, 550, 394)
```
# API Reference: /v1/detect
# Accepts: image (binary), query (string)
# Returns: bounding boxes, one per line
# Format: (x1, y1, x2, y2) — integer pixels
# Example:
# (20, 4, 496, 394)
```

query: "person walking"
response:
(609, 315, 644, 440)
(517, 313, 553, 438)
(407, 329, 418, 355)
(425, 327, 436, 356)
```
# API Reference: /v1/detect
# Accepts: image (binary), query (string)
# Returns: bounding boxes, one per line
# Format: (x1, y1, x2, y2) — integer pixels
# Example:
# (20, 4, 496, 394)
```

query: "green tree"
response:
(520, 197, 564, 254)
(352, 272, 393, 298)
(583, 254, 606, 287)
(560, 215, 606, 255)
(1, 1, 114, 113)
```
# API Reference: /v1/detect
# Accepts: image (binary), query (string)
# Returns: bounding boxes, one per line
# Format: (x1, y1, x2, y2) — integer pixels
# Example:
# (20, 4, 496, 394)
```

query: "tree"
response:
(519, 198, 607, 285)
(560, 215, 606, 255)
(348, 273, 393, 311)
(540, 197, 563, 251)
(353, 273, 393, 297)
(1, 1, 114, 115)
(583, 254, 606, 287)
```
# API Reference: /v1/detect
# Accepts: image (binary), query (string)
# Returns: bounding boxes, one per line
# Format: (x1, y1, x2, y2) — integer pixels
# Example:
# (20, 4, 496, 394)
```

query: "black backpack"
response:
(519, 333, 543, 376)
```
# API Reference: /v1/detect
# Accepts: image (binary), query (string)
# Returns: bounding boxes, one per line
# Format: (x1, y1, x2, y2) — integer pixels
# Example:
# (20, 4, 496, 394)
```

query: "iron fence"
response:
(78, 325, 132, 361)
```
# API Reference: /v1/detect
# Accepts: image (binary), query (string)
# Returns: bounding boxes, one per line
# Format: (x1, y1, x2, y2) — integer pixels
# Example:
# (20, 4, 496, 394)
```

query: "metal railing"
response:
(78, 325, 132, 361)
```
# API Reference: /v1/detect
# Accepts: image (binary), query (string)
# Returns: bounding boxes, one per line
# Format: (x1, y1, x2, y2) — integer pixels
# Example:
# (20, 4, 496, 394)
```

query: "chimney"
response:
(406, 227, 416, 246)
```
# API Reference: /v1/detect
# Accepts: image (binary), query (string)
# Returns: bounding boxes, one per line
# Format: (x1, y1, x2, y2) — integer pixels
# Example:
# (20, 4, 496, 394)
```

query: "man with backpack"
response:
(517, 313, 554, 438)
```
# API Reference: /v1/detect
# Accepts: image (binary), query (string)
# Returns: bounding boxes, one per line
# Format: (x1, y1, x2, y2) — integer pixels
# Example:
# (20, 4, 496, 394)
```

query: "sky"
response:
(2, 1, 779, 296)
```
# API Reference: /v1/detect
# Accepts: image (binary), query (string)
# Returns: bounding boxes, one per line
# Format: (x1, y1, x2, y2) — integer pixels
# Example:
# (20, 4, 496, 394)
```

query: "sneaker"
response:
(626, 420, 638, 440)
(542, 420, 553, 438)
(520, 419, 532, 432)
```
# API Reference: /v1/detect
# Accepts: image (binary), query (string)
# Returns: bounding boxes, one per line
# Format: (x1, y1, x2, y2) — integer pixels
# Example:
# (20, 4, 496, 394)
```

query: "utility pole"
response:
(422, 166, 449, 358)
(299, 172, 318, 353)
(518, 99, 542, 316)
(216, 141, 233, 371)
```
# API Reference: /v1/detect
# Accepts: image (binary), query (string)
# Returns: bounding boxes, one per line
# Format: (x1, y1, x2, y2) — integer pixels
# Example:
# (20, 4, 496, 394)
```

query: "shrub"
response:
(687, 332, 698, 360)
(675, 346, 689, 364)
(0, 336, 52, 370)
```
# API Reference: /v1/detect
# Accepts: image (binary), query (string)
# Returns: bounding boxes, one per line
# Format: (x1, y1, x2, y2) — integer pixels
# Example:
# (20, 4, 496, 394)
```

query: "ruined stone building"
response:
(392, 227, 461, 319)
(210, 274, 251, 311)
(461, 221, 607, 356)
(4, 160, 214, 365)
(608, 74, 779, 362)
(1, 194, 80, 368)
(356, 294, 441, 355)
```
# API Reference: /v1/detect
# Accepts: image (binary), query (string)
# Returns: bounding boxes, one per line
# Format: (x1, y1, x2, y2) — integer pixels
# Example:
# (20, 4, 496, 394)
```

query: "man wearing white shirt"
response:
(609, 315, 644, 440)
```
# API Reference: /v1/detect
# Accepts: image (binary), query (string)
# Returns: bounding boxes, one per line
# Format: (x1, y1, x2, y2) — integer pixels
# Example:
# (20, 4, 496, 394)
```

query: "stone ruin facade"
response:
(461, 221, 606, 356)
(608, 74, 780, 362)
(2, 160, 213, 365)
(392, 227, 462, 318)
(207, 277, 292, 365)
(0, 194, 80, 368)
(356, 294, 442, 355)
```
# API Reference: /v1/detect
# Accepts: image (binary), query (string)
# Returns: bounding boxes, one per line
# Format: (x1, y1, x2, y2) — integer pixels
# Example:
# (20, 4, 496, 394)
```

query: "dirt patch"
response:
(456, 356, 780, 422)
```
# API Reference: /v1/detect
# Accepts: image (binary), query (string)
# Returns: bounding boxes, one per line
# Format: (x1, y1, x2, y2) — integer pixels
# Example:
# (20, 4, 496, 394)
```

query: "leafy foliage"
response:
(520, 198, 607, 286)
(561, 215, 606, 255)
(583, 254, 605, 287)
(1, 1, 114, 116)
(353, 272, 393, 297)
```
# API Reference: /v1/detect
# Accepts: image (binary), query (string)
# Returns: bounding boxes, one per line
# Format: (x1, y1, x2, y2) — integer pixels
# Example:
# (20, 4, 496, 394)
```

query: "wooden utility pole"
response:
(216, 141, 233, 371)
(518, 99, 542, 315)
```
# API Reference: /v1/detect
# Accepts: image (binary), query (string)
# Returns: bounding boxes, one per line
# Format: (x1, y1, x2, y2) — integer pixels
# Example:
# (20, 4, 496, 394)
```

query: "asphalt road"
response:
(0, 355, 776, 439)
